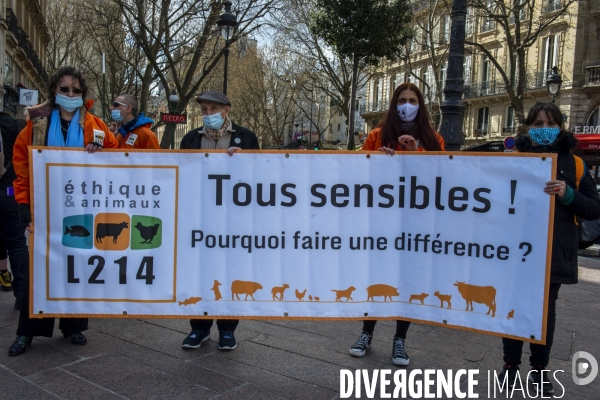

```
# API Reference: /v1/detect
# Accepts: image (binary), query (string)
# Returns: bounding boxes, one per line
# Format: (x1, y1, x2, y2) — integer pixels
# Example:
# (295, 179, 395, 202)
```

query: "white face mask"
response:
(397, 103, 419, 122)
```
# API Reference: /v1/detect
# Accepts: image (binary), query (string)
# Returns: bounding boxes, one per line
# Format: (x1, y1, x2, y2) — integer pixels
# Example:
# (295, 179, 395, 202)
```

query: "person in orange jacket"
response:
(349, 82, 445, 366)
(108, 94, 160, 149)
(9, 66, 119, 357)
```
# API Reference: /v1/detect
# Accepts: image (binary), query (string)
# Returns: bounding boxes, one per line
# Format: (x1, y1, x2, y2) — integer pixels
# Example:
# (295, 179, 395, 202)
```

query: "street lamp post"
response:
(439, 0, 467, 151)
(217, 1, 238, 96)
(167, 89, 180, 149)
(547, 66, 562, 103)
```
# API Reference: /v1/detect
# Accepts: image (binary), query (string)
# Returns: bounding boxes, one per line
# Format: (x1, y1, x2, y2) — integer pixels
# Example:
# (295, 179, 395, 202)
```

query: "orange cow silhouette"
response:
(434, 291, 452, 309)
(295, 288, 307, 301)
(332, 286, 356, 302)
(211, 280, 222, 301)
(366, 284, 399, 302)
(231, 280, 263, 301)
(507, 309, 515, 320)
(454, 281, 496, 317)
(409, 293, 429, 304)
(271, 284, 289, 301)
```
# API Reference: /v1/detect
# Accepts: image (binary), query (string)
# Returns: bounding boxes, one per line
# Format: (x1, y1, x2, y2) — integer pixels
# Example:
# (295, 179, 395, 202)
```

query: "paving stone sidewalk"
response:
(1, 252, 599, 399)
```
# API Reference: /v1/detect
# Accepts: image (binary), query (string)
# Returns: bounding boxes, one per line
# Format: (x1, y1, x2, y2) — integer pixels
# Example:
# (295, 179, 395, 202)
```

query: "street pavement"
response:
(1, 249, 599, 399)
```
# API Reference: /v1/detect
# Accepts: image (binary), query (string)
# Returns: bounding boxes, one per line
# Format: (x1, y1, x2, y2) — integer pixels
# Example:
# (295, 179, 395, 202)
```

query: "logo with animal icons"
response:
(61, 213, 162, 251)
(454, 281, 497, 317)
(272, 284, 289, 301)
(332, 286, 356, 302)
(231, 280, 263, 300)
(366, 284, 399, 302)
(178, 296, 202, 306)
(211, 280, 222, 300)
(295, 288, 307, 301)
(409, 292, 429, 304)
(434, 291, 452, 309)
(62, 214, 93, 249)
(130, 215, 162, 250)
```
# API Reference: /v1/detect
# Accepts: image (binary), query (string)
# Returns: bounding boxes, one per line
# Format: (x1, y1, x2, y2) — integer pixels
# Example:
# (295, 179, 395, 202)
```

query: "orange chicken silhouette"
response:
(295, 289, 307, 301)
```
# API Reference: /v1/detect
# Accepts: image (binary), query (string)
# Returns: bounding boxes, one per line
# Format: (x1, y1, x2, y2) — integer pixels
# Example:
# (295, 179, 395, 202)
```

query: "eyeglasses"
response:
(58, 86, 83, 95)
(113, 101, 128, 108)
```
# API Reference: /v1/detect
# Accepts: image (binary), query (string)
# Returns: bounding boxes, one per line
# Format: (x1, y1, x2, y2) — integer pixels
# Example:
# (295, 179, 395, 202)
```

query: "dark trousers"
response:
(16, 257, 88, 337)
(502, 283, 561, 368)
(362, 319, 411, 339)
(0, 195, 28, 299)
(190, 319, 239, 332)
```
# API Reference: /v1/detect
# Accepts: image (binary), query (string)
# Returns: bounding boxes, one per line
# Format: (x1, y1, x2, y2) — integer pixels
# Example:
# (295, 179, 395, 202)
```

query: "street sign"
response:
(160, 113, 187, 124)
(504, 136, 516, 150)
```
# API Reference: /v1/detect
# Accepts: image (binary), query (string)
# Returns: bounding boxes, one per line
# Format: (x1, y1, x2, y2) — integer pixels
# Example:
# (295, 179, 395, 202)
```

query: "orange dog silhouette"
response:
(332, 286, 356, 302)
(295, 288, 307, 301)
(211, 280, 222, 301)
(366, 284, 399, 302)
(434, 291, 452, 309)
(454, 281, 496, 317)
(231, 280, 263, 301)
(271, 284, 289, 301)
(507, 309, 515, 320)
(409, 292, 429, 304)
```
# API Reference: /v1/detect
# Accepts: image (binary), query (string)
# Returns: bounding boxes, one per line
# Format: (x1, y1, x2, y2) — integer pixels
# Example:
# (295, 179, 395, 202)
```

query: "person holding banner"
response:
(179, 90, 259, 351)
(349, 82, 445, 366)
(500, 102, 600, 395)
(108, 94, 160, 149)
(8, 66, 119, 356)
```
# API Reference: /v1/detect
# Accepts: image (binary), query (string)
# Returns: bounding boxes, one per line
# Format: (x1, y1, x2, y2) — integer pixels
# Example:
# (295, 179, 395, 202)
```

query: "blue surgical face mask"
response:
(529, 127, 560, 146)
(55, 93, 83, 112)
(111, 109, 124, 123)
(203, 111, 224, 130)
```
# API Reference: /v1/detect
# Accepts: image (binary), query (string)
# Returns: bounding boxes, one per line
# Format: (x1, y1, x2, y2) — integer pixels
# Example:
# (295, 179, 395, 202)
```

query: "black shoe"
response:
(9, 335, 32, 356)
(349, 331, 372, 357)
(528, 366, 554, 395)
(500, 362, 521, 389)
(181, 330, 210, 349)
(64, 332, 87, 345)
(218, 331, 237, 350)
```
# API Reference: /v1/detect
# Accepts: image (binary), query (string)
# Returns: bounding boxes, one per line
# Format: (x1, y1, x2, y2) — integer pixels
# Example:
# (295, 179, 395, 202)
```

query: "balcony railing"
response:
(464, 70, 558, 99)
(360, 101, 386, 114)
(17, 27, 28, 53)
(5, 8, 18, 37)
(503, 127, 516, 133)
(480, 20, 495, 33)
(542, 0, 562, 13)
(586, 66, 600, 85)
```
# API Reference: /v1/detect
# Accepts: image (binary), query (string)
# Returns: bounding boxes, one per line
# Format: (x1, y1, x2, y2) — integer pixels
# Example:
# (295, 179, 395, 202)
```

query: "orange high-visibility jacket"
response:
(362, 127, 446, 151)
(117, 125, 160, 149)
(13, 103, 119, 205)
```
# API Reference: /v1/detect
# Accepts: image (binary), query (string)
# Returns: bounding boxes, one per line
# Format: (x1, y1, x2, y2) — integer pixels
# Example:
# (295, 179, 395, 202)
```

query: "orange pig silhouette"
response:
(366, 284, 399, 302)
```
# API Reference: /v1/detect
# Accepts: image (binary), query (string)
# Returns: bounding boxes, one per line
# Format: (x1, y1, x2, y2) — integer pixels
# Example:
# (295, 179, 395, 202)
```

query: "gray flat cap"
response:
(195, 90, 231, 106)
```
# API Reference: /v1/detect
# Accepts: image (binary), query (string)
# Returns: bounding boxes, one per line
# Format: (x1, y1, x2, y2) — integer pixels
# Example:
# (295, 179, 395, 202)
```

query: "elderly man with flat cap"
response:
(180, 90, 259, 153)
(180, 90, 259, 351)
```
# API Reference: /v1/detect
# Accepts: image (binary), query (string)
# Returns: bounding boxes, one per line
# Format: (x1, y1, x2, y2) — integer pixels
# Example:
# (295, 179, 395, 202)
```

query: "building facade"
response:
(360, 0, 600, 147)
(1, 0, 49, 118)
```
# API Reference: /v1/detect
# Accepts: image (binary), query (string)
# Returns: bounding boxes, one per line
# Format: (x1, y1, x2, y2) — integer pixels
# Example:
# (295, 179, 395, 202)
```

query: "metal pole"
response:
(309, 91, 313, 149)
(439, 0, 467, 151)
(223, 40, 230, 95)
(102, 52, 107, 120)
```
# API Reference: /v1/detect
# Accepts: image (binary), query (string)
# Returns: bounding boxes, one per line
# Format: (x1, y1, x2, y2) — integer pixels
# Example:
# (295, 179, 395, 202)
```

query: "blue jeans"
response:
(0, 194, 28, 299)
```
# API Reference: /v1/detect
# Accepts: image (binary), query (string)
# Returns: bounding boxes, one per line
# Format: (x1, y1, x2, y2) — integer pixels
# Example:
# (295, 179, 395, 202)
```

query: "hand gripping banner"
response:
(29, 149, 556, 343)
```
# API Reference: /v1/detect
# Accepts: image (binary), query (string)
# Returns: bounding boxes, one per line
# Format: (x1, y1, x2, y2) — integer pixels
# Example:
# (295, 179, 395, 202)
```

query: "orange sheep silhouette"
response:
(409, 293, 429, 304)
(332, 286, 356, 302)
(211, 280, 222, 301)
(434, 291, 452, 309)
(366, 284, 399, 302)
(454, 281, 496, 317)
(295, 288, 307, 301)
(271, 284, 289, 301)
(231, 280, 263, 301)
(507, 309, 515, 320)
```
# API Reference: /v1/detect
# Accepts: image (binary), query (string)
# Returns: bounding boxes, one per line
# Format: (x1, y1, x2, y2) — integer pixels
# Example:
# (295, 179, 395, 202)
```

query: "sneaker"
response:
(218, 331, 237, 350)
(392, 336, 410, 366)
(181, 330, 210, 349)
(0, 270, 13, 291)
(349, 331, 372, 357)
(9, 335, 32, 356)
(528, 367, 554, 395)
(66, 332, 87, 345)
(500, 362, 521, 389)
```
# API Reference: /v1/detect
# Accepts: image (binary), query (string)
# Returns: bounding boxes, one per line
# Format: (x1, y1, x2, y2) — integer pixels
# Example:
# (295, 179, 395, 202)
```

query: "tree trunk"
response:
(347, 54, 359, 150)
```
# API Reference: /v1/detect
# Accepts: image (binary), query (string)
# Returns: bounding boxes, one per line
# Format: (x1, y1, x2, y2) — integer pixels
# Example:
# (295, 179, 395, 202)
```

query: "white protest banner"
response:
(30, 149, 556, 343)
(19, 89, 38, 106)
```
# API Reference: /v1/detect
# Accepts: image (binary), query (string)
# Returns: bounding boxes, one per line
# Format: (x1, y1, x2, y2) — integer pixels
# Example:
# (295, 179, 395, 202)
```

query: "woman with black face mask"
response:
(349, 82, 444, 366)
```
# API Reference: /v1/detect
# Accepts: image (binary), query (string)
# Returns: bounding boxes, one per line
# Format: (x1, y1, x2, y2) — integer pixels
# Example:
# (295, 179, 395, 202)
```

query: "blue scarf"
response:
(47, 108, 84, 147)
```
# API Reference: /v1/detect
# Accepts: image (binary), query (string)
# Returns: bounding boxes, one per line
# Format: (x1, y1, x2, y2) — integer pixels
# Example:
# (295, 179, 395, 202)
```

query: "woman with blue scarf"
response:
(500, 102, 600, 395)
(9, 66, 119, 356)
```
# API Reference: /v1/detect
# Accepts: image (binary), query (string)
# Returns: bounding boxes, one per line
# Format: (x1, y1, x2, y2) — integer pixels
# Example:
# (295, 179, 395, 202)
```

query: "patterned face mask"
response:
(529, 127, 560, 146)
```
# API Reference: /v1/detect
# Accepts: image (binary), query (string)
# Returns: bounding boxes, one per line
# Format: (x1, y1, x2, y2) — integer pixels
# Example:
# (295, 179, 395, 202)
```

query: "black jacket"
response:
(517, 132, 600, 284)
(180, 122, 259, 150)
(0, 112, 26, 190)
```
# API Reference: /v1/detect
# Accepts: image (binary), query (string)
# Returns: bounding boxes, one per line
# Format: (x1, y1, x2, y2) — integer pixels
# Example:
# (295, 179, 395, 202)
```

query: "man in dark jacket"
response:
(0, 112, 27, 302)
(179, 90, 259, 351)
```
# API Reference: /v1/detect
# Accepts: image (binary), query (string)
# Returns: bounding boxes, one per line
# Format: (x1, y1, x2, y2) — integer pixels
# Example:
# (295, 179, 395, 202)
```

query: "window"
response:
(398, 72, 405, 85)
(542, 34, 560, 73)
(481, 0, 496, 33)
(543, 0, 562, 14)
(481, 55, 491, 82)
(477, 107, 489, 135)
(441, 15, 451, 44)
(440, 62, 447, 85)
(587, 108, 599, 127)
(422, 22, 429, 51)
(466, 8, 474, 37)
(338, 110, 342, 117)
(338, 123, 341, 131)
(464, 56, 472, 84)
(505, 106, 515, 133)
(373, 80, 380, 107)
